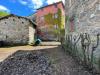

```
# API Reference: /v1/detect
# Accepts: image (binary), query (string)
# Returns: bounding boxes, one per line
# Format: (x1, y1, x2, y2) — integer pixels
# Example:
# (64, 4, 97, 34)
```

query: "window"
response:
(5, 22, 6, 24)
(13, 19, 15, 21)
(54, 24, 58, 29)
(6, 17, 8, 19)
(41, 16, 44, 20)
(53, 14, 58, 19)
(22, 22, 24, 24)
(18, 17, 20, 19)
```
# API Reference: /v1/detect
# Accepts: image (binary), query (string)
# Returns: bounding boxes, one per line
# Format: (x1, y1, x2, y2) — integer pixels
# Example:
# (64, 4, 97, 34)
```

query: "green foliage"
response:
(65, 16, 70, 32)
(45, 13, 54, 25)
(0, 11, 9, 17)
(60, 29, 65, 36)
(66, 16, 70, 22)
(44, 8, 64, 32)
(98, 58, 100, 69)
(57, 8, 62, 28)
(44, 8, 65, 41)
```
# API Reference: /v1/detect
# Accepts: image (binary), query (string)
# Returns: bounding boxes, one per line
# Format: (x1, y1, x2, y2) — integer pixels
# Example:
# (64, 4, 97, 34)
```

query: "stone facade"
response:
(65, 0, 100, 73)
(0, 15, 36, 45)
(65, 0, 100, 34)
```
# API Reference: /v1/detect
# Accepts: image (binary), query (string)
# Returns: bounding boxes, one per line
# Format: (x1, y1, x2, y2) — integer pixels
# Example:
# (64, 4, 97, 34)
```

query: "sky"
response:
(0, 0, 65, 16)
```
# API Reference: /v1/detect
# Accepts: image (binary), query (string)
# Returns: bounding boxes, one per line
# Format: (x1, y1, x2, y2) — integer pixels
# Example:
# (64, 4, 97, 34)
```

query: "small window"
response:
(5, 22, 6, 24)
(18, 17, 20, 19)
(13, 19, 15, 21)
(53, 14, 58, 19)
(22, 22, 24, 24)
(54, 24, 58, 29)
(41, 16, 44, 20)
(6, 17, 8, 19)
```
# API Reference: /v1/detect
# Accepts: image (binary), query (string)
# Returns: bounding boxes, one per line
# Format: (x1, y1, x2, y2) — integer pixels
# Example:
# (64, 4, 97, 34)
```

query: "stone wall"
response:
(65, 0, 100, 73)
(0, 16, 34, 45)
(65, 0, 100, 34)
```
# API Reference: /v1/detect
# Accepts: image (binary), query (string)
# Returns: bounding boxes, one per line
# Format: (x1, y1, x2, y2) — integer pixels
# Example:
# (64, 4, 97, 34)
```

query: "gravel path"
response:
(0, 46, 93, 75)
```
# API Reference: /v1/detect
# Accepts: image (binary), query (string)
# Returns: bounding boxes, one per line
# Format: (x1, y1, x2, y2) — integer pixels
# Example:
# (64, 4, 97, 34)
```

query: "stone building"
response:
(65, 0, 100, 73)
(0, 14, 36, 46)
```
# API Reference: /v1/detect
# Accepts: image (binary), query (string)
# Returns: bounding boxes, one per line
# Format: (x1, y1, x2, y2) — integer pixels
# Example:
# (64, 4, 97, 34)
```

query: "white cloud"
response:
(0, 5, 10, 12)
(47, 0, 65, 4)
(29, 0, 64, 10)
(19, 0, 27, 5)
(20, 0, 64, 11)
(31, 0, 43, 9)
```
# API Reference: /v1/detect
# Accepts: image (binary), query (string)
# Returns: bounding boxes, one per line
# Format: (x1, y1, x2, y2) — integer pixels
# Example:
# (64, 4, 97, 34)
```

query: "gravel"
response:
(0, 50, 55, 75)
(0, 46, 95, 75)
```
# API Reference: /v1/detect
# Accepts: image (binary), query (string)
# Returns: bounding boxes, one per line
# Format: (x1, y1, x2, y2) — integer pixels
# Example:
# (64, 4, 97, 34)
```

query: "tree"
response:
(0, 11, 9, 17)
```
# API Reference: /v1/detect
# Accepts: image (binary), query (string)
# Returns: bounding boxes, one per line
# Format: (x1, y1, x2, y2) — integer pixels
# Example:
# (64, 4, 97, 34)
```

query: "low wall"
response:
(0, 16, 30, 46)
(63, 33, 100, 74)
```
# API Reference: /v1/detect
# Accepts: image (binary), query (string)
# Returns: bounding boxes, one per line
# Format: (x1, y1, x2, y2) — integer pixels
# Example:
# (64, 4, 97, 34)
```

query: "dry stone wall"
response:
(65, 0, 100, 35)
(0, 16, 30, 45)
(65, 0, 100, 73)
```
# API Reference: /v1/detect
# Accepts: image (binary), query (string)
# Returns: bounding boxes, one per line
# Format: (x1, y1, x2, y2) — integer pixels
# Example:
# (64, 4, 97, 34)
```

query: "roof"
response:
(37, 1, 64, 10)
(0, 14, 37, 28)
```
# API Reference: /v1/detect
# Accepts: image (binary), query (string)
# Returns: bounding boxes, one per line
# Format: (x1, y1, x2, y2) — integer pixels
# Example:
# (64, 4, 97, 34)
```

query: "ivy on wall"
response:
(44, 13, 54, 25)
(57, 8, 62, 29)
(65, 16, 72, 33)
(44, 8, 65, 40)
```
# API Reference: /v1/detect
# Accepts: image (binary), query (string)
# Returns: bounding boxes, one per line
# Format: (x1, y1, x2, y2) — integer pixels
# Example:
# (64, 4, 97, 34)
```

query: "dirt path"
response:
(43, 46, 92, 75)
(0, 42, 60, 62)
(0, 46, 92, 75)
(0, 45, 58, 62)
